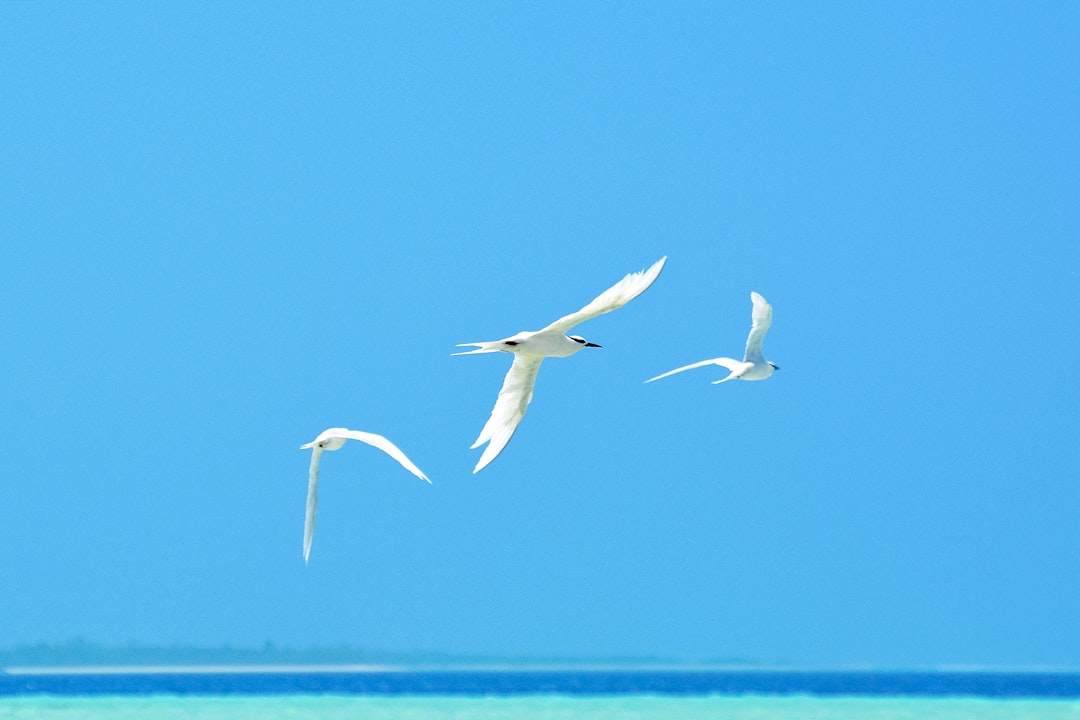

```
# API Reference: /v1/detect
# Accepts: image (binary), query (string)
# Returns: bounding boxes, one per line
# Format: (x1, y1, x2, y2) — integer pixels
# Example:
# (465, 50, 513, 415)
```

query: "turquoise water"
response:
(3, 695, 1080, 719)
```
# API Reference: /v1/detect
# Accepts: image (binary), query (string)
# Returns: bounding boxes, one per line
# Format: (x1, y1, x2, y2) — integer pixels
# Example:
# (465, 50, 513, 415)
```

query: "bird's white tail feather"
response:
(452, 342, 504, 356)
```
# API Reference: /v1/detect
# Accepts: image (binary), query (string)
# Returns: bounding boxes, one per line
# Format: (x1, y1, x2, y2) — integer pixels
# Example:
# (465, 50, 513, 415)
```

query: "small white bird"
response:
(646, 291, 778, 385)
(456, 256, 667, 473)
(300, 427, 429, 563)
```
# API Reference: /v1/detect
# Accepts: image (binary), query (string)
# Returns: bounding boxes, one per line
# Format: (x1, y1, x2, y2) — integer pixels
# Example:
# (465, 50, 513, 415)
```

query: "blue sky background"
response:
(2, 3, 1078, 668)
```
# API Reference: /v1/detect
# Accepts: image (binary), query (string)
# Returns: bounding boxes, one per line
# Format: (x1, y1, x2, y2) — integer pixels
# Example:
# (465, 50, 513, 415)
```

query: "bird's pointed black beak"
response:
(586, 342, 602, 348)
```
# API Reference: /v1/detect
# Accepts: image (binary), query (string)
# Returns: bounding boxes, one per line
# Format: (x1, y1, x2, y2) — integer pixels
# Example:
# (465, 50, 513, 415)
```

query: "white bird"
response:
(300, 427, 429, 563)
(455, 256, 667, 474)
(646, 291, 778, 385)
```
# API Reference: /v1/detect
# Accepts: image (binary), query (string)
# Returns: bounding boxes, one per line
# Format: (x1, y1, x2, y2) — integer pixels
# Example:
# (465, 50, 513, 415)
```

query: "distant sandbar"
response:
(3, 664, 404, 676)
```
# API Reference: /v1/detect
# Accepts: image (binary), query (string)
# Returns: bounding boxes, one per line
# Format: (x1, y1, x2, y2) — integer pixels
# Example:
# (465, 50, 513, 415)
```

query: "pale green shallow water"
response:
(3, 695, 1080, 720)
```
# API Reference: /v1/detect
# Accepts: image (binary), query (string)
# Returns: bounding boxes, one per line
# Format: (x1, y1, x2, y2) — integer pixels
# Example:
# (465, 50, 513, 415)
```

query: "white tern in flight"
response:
(300, 427, 429, 563)
(646, 291, 778, 385)
(455, 256, 667, 473)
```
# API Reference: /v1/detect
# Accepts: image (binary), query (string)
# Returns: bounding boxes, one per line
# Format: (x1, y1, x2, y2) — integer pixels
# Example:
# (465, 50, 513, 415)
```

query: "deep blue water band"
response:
(4, 670, 1080, 698)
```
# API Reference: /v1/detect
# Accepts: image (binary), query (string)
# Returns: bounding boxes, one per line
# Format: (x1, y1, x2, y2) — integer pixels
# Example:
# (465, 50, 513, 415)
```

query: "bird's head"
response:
(300, 435, 347, 452)
(569, 335, 601, 348)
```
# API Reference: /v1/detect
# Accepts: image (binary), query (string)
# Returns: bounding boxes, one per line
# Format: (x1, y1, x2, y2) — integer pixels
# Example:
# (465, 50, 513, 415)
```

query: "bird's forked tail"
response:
(452, 341, 505, 356)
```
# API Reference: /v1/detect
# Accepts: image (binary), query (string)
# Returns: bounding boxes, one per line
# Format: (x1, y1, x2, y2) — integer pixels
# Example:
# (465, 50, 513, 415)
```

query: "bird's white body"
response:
(646, 291, 777, 385)
(456, 330, 591, 359)
(300, 427, 429, 563)
(456, 256, 667, 473)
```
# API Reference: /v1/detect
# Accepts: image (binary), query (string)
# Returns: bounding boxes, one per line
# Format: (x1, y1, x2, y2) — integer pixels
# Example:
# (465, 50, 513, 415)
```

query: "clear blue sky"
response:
(2, 2, 1078, 668)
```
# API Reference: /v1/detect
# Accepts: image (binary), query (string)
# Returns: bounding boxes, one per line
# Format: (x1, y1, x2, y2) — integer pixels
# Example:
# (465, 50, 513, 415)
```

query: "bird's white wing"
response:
(338, 429, 430, 483)
(543, 256, 667, 335)
(645, 357, 742, 383)
(303, 446, 323, 563)
(471, 354, 544, 473)
(743, 291, 773, 363)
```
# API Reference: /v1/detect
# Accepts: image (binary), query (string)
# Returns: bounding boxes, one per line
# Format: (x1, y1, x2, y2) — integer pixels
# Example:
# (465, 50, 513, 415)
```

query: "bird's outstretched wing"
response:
(543, 256, 667, 335)
(337, 429, 430, 483)
(645, 357, 743, 383)
(300, 428, 428, 563)
(471, 354, 544, 473)
(743, 291, 773, 364)
(303, 446, 323, 563)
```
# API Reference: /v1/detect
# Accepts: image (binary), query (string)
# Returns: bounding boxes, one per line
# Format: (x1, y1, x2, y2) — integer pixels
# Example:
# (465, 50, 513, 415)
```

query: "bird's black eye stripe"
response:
(504, 340, 518, 346)
(571, 337, 585, 344)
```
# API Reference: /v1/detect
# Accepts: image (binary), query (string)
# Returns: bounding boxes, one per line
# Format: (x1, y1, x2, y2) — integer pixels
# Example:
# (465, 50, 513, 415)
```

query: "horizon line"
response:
(7, 662, 1080, 676)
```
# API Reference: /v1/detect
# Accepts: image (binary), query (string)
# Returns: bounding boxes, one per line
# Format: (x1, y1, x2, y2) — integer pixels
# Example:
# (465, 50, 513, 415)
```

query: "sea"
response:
(2, 668, 1080, 719)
